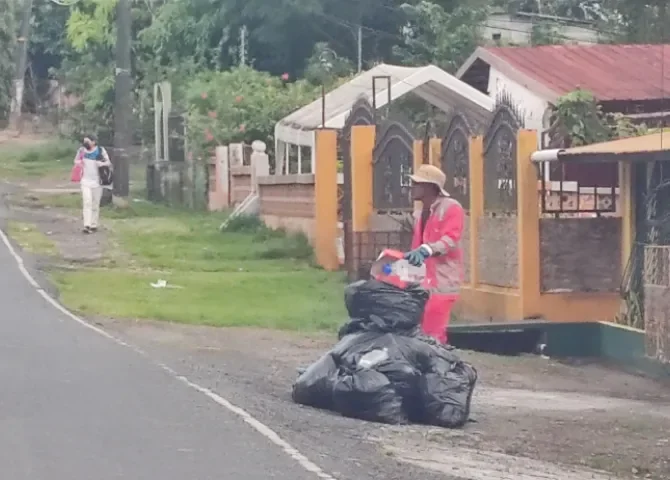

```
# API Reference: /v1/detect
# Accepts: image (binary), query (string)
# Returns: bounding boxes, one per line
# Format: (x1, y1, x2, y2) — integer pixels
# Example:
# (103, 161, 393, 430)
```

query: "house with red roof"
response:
(457, 44, 670, 192)
(457, 44, 670, 135)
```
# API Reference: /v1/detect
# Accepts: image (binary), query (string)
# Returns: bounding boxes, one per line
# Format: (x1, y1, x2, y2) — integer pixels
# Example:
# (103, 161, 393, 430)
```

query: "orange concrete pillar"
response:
(314, 129, 339, 271)
(429, 138, 442, 168)
(351, 125, 375, 232)
(619, 161, 633, 272)
(468, 136, 484, 287)
(413, 140, 423, 169)
(516, 130, 541, 318)
(413, 140, 423, 211)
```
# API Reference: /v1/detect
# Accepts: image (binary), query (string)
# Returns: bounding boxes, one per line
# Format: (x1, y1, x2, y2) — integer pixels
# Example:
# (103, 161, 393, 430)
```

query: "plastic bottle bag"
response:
(358, 348, 389, 369)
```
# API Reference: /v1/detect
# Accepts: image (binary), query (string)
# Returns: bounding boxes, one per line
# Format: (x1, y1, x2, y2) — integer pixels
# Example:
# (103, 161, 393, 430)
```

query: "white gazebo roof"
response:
(274, 63, 495, 148)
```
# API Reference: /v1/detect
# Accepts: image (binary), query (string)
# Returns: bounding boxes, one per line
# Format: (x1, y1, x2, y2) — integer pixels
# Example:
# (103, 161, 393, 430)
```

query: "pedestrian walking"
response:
(73, 134, 113, 234)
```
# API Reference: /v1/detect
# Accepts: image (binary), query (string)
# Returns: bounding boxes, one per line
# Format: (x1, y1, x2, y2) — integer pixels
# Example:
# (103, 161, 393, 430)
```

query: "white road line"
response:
(0, 228, 337, 480)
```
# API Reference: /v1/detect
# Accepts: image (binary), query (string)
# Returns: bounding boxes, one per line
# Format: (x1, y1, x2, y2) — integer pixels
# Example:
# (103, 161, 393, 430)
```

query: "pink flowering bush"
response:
(186, 67, 322, 154)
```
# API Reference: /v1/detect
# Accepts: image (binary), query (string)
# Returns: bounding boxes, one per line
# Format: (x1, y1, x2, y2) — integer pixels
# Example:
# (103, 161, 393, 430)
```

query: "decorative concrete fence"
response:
(207, 122, 631, 327)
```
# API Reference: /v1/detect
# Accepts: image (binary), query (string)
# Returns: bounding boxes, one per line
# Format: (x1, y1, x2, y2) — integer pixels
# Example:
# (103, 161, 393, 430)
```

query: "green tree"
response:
(551, 89, 646, 147)
(393, 0, 489, 73)
(0, 0, 16, 121)
(185, 67, 322, 153)
(303, 42, 354, 85)
(602, 0, 669, 43)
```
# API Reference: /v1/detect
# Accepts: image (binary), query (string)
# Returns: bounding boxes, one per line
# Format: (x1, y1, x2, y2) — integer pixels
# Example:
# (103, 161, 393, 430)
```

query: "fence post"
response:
(314, 130, 339, 271)
(351, 125, 375, 232)
(468, 136, 484, 287)
(250, 140, 269, 193)
(413, 140, 423, 211)
(619, 161, 633, 273)
(413, 140, 423, 169)
(516, 130, 541, 318)
(350, 125, 375, 275)
(429, 138, 441, 168)
(229, 143, 243, 167)
(215, 145, 230, 208)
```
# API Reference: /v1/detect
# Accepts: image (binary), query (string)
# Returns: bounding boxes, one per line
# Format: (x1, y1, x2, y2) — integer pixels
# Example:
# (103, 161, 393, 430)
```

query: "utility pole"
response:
(9, 0, 34, 132)
(356, 2, 363, 73)
(357, 25, 362, 73)
(239, 26, 247, 66)
(113, 0, 132, 201)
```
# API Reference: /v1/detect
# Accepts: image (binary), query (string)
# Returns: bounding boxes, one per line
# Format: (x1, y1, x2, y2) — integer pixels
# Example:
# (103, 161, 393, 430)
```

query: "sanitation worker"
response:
(403, 164, 464, 344)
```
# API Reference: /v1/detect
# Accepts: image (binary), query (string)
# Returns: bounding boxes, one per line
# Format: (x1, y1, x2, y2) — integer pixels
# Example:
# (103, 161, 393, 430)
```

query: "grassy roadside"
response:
(6, 221, 59, 256)
(50, 204, 347, 331)
(0, 137, 76, 179)
(2, 138, 347, 331)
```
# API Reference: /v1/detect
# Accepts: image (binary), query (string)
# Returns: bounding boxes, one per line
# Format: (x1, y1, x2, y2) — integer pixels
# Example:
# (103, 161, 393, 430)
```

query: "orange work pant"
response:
(421, 294, 457, 344)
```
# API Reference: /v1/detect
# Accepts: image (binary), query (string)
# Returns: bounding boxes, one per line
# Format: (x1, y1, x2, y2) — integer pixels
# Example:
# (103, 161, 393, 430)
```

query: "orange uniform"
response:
(410, 196, 465, 343)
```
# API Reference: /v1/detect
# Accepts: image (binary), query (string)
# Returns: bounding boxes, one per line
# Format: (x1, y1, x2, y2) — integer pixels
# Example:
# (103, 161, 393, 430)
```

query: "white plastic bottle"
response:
(383, 259, 426, 283)
(358, 348, 389, 369)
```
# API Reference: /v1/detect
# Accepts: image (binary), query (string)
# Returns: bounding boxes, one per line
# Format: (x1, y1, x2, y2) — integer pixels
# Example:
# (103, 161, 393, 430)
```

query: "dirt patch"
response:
(1, 183, 114, 265)
(4, 203, 110, 264)
(95, 319, 670, 480)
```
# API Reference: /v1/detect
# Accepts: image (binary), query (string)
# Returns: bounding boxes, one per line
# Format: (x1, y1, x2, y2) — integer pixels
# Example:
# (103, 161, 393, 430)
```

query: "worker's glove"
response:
(404, 245, 431, 267)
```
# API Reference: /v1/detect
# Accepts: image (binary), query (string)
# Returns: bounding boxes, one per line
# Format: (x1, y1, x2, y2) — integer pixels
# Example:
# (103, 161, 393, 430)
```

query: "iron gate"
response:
(483, 104, 521, 213)
(441, 113, 473, 210)
(372, 119, 415, 212)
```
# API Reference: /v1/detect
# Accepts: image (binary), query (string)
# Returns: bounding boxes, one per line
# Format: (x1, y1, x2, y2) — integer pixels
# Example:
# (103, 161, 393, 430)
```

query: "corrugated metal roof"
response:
(485, 44, 670, 101)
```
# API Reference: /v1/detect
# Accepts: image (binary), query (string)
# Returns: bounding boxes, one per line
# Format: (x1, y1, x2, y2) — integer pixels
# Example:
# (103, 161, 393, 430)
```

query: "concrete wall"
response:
(230, 166, 252, 205)
(482, 14, 600, 46)
(540, 218, 622, 293)
(258, 175, 316, 241)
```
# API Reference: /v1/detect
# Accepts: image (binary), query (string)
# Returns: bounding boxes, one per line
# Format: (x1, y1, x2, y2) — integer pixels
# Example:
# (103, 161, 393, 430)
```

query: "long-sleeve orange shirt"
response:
(411, 196, 465, 295)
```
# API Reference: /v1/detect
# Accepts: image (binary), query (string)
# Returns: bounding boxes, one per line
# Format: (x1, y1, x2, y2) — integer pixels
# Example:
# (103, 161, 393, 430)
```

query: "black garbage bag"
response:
(332, 368, 407, 424)
(329, 332, 430, 422)
(292, 353, 338, 409)
(419, 361, 478, 428)
(375, 357, 423, 421)
(414, 341, 462, 374)
(331, 332, 430, 371)
(342, 280, 429, 335)
(330, 332, 383, 366)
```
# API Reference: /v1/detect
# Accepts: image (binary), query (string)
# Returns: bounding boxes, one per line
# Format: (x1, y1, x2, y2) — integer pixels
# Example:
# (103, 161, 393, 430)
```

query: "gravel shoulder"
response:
(98, 318, 670, 480)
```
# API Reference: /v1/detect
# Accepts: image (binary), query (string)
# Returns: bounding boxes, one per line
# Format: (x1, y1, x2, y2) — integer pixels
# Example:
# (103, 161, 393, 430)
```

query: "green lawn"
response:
(0, 138, 76, 179)
(49, 202, 347, 331)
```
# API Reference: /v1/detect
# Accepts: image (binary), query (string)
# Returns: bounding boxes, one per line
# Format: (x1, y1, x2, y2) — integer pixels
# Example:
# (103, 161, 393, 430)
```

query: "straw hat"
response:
(409, 164, 449, 197)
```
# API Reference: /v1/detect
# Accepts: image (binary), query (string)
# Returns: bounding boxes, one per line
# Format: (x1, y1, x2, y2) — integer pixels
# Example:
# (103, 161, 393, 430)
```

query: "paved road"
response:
(0, 231, 323, 479)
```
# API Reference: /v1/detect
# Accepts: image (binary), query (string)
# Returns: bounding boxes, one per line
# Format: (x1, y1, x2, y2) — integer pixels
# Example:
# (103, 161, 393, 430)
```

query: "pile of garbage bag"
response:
(292, 279, 478, 428)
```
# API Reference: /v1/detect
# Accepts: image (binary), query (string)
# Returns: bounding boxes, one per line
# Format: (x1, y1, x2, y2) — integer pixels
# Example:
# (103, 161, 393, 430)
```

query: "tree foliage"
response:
(393, 0, 488, 73)
(551, 89, 646, 147)
(14, 0, 668, 146)
(185, 67, 324, 153)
